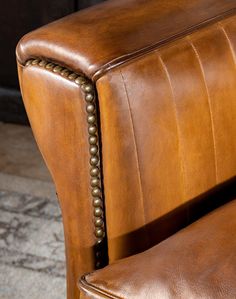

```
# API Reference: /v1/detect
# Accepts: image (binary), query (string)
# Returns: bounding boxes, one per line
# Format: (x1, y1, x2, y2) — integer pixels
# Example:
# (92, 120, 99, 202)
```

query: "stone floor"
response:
(0, 122, 66, 299)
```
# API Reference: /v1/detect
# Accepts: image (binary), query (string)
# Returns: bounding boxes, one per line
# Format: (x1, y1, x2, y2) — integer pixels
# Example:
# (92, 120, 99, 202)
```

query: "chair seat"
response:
(79, 199, 236, 299)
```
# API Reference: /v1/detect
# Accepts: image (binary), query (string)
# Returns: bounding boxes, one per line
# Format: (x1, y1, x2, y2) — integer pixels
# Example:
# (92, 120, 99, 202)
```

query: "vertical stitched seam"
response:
(187, 37, 218, 183)
(156, 52, 187, 205)
(219, 23, 236, 68)
(119, 70, 148, 241)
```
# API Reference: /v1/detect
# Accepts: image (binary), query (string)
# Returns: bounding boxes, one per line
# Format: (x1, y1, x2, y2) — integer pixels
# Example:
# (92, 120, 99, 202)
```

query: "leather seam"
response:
(157, 53, 187, 204)
(187, 37, 218, 184)
(219, 23, 236, 69)
(92, 8, 236, 81)
(119, 69, 149, 246)
(79, 275, 123, 299)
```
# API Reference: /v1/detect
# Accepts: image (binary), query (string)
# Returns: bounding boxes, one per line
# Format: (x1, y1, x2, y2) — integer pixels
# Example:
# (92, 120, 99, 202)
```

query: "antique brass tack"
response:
(45, 62, 55, 69)
(82, 83, 93, 93)
(88, 125, 97, 135)
(94, 207, 103, 217)
(89, 136, 97, 145)
(90, 166, 99, 177)
(91, 178, 100, 187)
(87, 115, 96, 124)
(86, 104, 95, 113)
(93, 198, 103, 207)
(95, 217, 104, 227)
(85, 93, 94, 102)
(53, 65, 63, 73)
(39, 60, 47, 67)
(90, 145, 98, 155)
(90, 156, 99, 166)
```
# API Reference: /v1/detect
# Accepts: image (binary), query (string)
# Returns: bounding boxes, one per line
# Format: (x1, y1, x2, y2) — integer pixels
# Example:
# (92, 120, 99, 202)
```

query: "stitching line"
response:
(157, 53, 187, 205)
(119, 70, 149, 243)
(219, 23, 236, 68)
(187, 37, 218, 184)
(79, 276, 123, 299)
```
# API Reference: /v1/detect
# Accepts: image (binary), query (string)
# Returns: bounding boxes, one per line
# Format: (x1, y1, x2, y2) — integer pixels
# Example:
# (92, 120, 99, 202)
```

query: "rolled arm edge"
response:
(16, 0, 236, 81)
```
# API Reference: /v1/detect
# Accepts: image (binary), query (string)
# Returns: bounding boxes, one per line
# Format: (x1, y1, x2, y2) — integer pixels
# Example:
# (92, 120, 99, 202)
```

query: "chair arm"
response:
(16, 0, 236, 81)
(17, 58, 107, 299)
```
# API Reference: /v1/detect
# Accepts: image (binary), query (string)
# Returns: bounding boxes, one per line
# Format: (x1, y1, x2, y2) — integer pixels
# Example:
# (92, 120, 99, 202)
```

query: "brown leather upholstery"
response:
(17, 63, 99, 299)
(97, 14, 236, 262)
(79, 199, 236, 299)
(16, 0, 236, 79)
(16, 0, 236, 298)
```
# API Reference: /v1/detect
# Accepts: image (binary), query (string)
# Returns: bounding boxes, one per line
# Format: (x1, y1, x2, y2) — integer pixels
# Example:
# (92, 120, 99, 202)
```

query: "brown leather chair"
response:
(16, 0, 236, 298)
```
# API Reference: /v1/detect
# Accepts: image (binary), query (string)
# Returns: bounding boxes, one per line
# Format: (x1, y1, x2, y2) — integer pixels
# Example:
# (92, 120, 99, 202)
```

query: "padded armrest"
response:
(79, 199, 236, 299)
(16, 0, 236, 80)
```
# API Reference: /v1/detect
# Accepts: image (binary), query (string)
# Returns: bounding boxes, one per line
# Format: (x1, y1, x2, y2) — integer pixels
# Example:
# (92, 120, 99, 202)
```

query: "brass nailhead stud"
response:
(90, 167, 99, 177)
(26, 60, 33, 66)
(95, 217, 104, 227)
(68, 73, 78, 80)
(60, 69, 71, 77)
(39, 60, 47, 67)
(86, 104, 95, 113)
(85, 93, 94, 102)
(92, 187, 101, 197)
(93, 198, 103, 207)
(53, 66, 63, 73)
(96, 238, 103, 245)
(90, 145, 98, 155)
(94, 207, 103, 217)
(89, 136, 97, 145)
(90, 156, 99, 166)
(82, 83, 93, 93)
(46, 62, 55, 69)
(32, 59, 40, 65)
(91, 178, 100, 187)
(75, 77, 86, 85)
(88, 125, 97, 135)
(95, 228, 104, 238)
(87, 115, 96, 124)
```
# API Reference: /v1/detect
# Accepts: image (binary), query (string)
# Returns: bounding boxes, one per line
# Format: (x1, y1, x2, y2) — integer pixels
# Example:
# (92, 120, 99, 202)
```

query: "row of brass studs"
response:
(25, 58, 106, 268)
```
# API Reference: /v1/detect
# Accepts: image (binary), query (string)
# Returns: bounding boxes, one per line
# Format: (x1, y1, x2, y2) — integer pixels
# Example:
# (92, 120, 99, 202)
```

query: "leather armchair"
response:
(16, 0, 236, 298)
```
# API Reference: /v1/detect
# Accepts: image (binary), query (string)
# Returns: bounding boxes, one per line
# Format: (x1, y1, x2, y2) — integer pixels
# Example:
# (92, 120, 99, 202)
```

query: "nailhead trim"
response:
(25, 59, 107, 268)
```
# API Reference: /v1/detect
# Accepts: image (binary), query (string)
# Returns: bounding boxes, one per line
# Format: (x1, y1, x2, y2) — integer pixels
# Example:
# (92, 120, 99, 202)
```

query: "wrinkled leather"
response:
(16, 0, 236, 80)
(79, 199, 236, 299)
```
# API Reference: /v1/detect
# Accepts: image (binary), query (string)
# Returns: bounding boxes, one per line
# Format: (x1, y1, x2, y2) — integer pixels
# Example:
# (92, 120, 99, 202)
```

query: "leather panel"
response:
(96, 15, 236, 262)
(189, 24, 236, 182)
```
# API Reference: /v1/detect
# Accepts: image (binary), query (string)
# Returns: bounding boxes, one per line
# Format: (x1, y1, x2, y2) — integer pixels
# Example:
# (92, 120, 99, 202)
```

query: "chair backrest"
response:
(96, 14, 236, 262)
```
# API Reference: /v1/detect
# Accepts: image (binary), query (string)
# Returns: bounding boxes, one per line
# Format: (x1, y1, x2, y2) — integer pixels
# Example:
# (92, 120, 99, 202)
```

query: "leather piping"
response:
(92, 8, 236, 81)
(79, 275, 122, 299)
